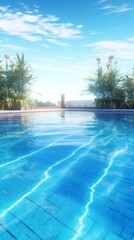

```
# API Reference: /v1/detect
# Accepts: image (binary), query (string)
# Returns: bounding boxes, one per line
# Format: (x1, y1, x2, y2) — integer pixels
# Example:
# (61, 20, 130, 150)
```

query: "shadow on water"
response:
(0, 113, 33, 132)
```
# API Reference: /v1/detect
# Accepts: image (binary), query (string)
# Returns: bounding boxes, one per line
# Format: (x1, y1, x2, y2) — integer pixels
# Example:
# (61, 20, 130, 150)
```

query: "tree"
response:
(84, 56, 127, 109)
(13, 54, 33, 97)
(0, 55, 14, 109)
(0, 54, 34, 110)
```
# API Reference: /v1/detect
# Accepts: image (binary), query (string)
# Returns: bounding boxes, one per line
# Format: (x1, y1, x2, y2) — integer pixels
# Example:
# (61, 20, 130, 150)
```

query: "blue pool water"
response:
(0, 110, 134, 240)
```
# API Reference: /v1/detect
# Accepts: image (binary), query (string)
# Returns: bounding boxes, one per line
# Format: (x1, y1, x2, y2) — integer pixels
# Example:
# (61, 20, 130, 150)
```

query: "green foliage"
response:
(13, 54, 33, 98)
(125, 100, 134, 109)
(0, 54, 34, 110)
(34, 99, 57, 108)
(0, 98, 13, 109)
(84, 56, 134, 109)
(95, 98, 125, 109)
(123, 75, 134, 101)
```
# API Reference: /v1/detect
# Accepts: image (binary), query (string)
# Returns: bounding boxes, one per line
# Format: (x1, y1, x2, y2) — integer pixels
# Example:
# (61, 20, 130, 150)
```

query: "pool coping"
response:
(0, 108, 134, 114)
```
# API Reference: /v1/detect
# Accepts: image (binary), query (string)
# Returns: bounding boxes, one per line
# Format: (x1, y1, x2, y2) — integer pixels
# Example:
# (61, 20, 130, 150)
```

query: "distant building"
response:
(65, 100, 95, 108)
(58, 95, 95, 108)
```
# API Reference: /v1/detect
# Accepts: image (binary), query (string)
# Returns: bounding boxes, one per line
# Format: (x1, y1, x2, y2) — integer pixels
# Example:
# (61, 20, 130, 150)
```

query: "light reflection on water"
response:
(0, 111, 133, 240)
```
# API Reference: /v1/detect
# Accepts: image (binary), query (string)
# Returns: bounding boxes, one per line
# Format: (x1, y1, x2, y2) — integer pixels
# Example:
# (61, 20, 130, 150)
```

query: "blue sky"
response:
(0, 0, 134, 103)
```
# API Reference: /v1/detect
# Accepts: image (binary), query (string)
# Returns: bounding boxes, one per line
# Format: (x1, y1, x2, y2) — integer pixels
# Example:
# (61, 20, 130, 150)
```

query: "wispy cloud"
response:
(42, 44, 52, 49)
(89, 31, 103, 35)
(0, 6, 9, 11)
(98, 2, 134, 14)
(0, 5, 83, 44)
(128, 37, 134, 42)
(46, 39, 71, 47)
(0, 43, 30, 51)
(107, 4, 134, 14)
(84, 40, 134, 60)
(85, 40, 134, 49)
(97, 0, 108, 4)
(100, 4, 115, 10)
(77, 25, 83, 28)
(18, 2, 29, 11)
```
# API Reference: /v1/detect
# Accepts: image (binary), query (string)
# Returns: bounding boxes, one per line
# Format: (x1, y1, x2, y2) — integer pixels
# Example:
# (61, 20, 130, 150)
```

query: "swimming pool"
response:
(0, 110, 133, 240)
